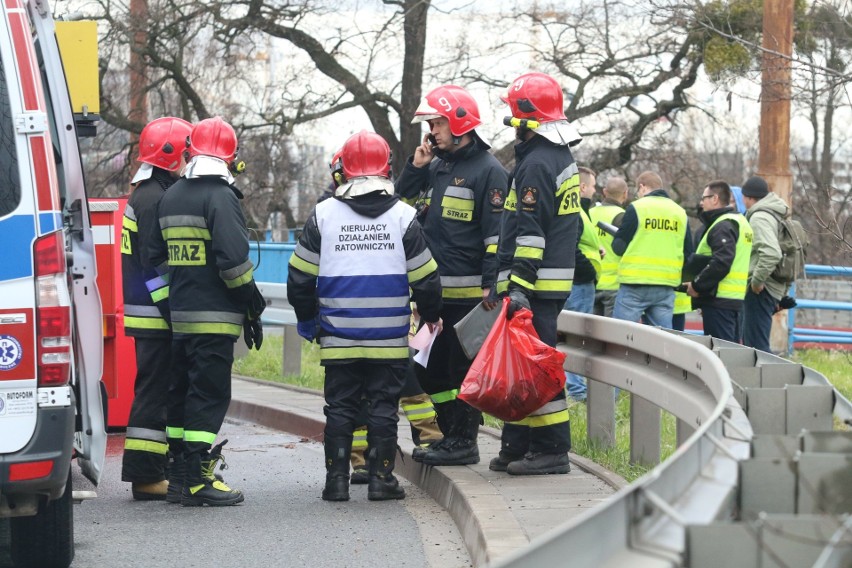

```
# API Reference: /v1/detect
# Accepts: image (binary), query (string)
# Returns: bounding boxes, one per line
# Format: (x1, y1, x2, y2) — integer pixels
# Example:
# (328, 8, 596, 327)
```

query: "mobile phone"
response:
(427, 134, 437, 146)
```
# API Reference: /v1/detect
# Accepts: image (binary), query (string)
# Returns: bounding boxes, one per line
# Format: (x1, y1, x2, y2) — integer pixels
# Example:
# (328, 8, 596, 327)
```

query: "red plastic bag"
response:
(458, 297, 566, 422)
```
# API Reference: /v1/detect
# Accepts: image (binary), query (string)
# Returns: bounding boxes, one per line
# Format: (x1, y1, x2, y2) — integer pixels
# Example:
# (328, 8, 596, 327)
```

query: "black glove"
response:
(244, 317, 263, 350)
(506, 289, 531, 320)
(248, 282, 266, 320)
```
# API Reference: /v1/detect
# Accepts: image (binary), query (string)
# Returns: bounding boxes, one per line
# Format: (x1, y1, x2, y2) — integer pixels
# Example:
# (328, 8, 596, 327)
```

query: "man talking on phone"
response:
(395, 85, 509, 467)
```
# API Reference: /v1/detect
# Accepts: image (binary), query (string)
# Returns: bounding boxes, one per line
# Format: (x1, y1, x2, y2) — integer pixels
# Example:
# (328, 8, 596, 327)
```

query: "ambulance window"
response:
(0, 54, 23, 217)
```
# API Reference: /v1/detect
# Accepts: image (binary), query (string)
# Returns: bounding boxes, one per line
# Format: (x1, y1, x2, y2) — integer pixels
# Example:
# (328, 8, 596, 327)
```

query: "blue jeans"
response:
(742, 288, 776, 352)
(613, 284, 674, 329)
(564, 282, 595, 401)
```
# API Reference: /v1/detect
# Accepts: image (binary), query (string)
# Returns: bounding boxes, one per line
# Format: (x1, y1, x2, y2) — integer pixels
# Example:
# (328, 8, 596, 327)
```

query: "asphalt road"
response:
(1, 418, 470, 568)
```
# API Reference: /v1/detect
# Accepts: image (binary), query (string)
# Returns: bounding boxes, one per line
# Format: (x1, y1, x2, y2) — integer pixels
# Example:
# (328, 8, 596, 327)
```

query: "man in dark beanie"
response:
(740, 175, 789, 351)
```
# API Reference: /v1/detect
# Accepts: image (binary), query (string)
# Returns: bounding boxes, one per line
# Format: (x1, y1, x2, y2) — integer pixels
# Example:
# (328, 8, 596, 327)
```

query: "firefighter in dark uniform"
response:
(121, 117, 193, 500)
(287, 131, 442, 502)
(491, 72, 582, 475)
(148, 116, 263, 507)
(395, 85, 508, 466)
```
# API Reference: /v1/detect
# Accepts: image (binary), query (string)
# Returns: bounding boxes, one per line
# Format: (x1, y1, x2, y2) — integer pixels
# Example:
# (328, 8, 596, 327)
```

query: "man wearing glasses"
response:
(685, 181, 753, 342)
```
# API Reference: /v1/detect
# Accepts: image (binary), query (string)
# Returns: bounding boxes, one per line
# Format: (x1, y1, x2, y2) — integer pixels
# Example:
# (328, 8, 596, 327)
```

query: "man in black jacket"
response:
(395, 85, 508, 466)
(686, 180, 753, 342)
(121, 117, 192, 501)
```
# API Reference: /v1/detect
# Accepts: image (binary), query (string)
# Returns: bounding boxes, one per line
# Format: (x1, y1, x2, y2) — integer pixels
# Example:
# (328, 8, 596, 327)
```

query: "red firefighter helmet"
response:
(339, 131, 391, 180)
(188, 116, 238, 162)
(502, 73, 566, 123)
(411, 85, 481, 136)
(137, 117, 193, 171)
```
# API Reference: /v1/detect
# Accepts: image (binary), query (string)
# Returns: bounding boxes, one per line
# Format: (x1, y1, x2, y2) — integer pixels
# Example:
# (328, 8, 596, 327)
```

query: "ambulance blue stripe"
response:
(317, 274, 408, 298)
(0, 215, 36, 280)
(38, 212, 62, 235)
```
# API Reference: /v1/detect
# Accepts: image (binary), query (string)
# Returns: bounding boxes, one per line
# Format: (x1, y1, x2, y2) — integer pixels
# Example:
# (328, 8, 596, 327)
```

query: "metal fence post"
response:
(587, 380, 616, 448)
(630, 394, 661, 466)
(282, 325, 302, 377)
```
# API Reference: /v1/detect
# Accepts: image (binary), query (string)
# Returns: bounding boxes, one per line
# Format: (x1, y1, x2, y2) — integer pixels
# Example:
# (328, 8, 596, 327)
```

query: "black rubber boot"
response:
(367, 436, 405, 501)
(323, 436, 352, 501)
(181, 444, 244, 507)
(488, 451, 524, 472)
(414, 399, 455, 462)
(420, 402, 480, 466)
(165, 453, 185, 504)
(506, 452, 571, 476)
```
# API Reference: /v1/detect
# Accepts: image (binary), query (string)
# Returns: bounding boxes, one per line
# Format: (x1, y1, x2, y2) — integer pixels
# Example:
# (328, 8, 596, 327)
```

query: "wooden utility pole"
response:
(128, 0, 149, 178)
(756, 0, 794, 353)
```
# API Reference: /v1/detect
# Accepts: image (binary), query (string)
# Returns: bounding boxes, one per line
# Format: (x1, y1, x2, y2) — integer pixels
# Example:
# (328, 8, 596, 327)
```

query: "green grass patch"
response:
(234, 340, 849, 482)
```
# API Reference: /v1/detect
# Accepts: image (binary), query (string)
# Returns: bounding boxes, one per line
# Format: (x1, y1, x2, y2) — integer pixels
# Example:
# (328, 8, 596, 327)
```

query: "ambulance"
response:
(0, 1, 106, 567)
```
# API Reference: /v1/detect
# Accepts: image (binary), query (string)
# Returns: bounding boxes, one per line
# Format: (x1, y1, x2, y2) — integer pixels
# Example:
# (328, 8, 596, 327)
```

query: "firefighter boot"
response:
(349, 427, 369, 485)
(506, 452, 571, 476)
(181, 447, 244, 507)
(403, 394, 443, 461)
(132, 480, 168, 501)
(367, 437, 405, 501)
(413, 398, 453, 462)
(420, 401, 480, 466)
(166, 440, 187, 504)
(323, 436, 352, 501)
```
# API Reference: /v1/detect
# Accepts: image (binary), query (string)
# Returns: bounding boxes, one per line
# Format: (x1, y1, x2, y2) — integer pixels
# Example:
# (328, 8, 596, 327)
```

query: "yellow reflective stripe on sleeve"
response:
(124, 316, 170, 330)
(408, 258, 438, 283)
(442, 196, 475, 210)
(124, 438, 169, 455)
(224, 267, 254, 289)
(171, 322, 243, 336)
(122, 216, 138, 232)
(184, 430, 218, 445)
(161, 227, 212, 240)
(526, 409, 570, 428)
(535, 279, 572, 293)
(289, 254, 319, 276)
(485, 244, 498, 254)
(509, 274, 536, 291)
(496, 280, 509, 294)
(150, 287, 169, 303)
(514, 246, 544, 260)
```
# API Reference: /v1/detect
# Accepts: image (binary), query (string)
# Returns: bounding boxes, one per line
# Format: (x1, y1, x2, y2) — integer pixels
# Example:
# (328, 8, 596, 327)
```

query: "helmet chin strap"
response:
(452, 135, 462, 145)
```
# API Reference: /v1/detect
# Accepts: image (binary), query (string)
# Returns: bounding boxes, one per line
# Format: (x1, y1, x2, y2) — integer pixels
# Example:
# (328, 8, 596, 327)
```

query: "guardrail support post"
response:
(587, 380, 616, 448)
(282, 325, 302, 376)
(630, 394, 661, 466)
(676, 418, 694, 447)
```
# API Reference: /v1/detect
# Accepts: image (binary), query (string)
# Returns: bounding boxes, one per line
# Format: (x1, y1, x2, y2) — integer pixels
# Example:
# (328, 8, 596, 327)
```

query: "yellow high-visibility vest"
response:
(696, 213, 754, 300)
(589, 204, 623, 291)
(618, 196, 687, 287)
(579, 208, 602, 276)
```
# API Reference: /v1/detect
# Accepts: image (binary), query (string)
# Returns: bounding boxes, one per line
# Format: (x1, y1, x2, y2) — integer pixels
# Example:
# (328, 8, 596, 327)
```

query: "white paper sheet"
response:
(410, 325, 439, 367)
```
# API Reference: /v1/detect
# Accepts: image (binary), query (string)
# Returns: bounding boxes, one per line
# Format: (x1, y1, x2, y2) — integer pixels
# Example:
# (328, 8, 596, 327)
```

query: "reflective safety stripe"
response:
(352, 429, 368, 448)
(515, 246, 544, 260)
(403, 407, 436, 421)
(166, 426, 184, 439)
(294, 243, 320, 265)
(122, 215, 138, 232)
(320, 296, 409, 309)
(486, 244, 498, 254)
(124, 438, 168, 455)
(325, 314, 411, 329)
(125, 305, 163, 317)
(406, 249, 433, 272)
(221, 259, 254, 288)
(126, 427, 167, 442)
(150, 286, 169, 303)
(161, 226, 212, 240)
(125, 316, 170, 330)
(321, 336, 408, 349)
(289, 253, 319, 276)
(431, 389, 459, 404)
(320, 346, 409, 360)
(184, 430, 217, 444)
(526, 409, 570, 428)
(172, 321, 242, 336)
(441, 275, 483, 299)
(408, 258, 438, 284)
(516, 236, 546, 248)
(172, 310, 244, 325)
(160, 214, 207, 229)
(145, 275, 168, 293)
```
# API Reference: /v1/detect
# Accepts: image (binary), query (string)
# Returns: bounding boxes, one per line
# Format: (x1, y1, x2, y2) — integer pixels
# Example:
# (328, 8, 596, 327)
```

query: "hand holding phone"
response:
(413, 133, 434, 168)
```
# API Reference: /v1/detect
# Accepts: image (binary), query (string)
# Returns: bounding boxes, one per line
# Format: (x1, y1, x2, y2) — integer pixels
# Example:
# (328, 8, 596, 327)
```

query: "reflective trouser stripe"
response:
(126, 427, 167, 443)
(184, 430, 217, 445)
(352, 429, 368, 449)
(431, 389, 459, 404)
(172, 321, 242, 336)
(166, 426, 184, 439)
(124, 438, 169, 455)
(402, 401, 437, 421)
(507, 401, 570, 427)
(320, 346, 409, 360)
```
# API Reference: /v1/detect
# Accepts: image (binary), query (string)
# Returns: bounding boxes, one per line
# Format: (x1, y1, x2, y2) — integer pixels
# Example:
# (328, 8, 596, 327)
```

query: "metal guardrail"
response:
(255, 283, 852, 567)
(788, 264, 852, 351)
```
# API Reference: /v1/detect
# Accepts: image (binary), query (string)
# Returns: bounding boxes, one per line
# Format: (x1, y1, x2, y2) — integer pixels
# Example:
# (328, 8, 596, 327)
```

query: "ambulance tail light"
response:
(33, 232, 72, 387)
